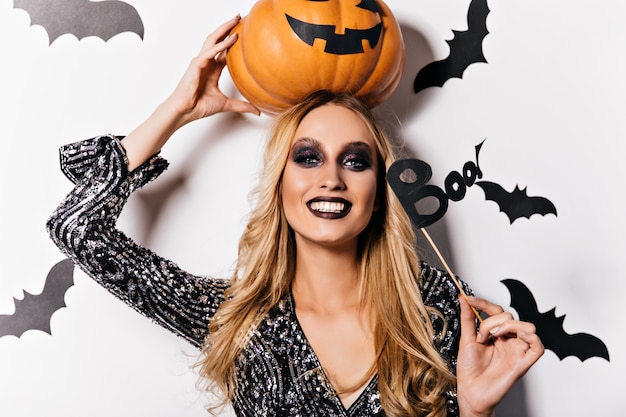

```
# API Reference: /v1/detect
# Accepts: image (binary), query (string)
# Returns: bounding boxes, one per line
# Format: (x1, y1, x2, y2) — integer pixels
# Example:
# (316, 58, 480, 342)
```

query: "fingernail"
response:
(490, 327, 500, 337)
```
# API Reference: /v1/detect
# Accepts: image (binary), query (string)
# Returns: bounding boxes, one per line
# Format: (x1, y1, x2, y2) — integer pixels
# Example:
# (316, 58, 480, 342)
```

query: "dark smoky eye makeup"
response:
(291, 142, 323, 167)
(340, 143, 374, 171)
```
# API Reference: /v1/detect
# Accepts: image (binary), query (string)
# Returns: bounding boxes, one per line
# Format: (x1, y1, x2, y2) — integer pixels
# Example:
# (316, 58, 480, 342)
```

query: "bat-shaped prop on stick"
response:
(13, 0, 144, 44)
(386, 143, 557, 323)
(0, 259, 75, 338)
(386, 141, 557, 228)
(502, 279, 610, 362)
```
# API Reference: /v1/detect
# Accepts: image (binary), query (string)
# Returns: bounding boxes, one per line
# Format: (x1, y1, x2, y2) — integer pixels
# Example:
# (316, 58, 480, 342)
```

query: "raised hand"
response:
(455, 295, 544, 417)
(166, 15, 260, 123)
(122, 16, 259, 171)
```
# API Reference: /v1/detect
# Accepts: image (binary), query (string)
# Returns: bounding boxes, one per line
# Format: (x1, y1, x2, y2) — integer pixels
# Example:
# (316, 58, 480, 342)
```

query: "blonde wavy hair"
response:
(198, 90, 455, 416)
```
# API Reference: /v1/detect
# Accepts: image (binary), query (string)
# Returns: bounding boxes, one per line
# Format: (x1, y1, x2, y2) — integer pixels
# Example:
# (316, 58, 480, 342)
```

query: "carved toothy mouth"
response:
(285, 14, 382, 55)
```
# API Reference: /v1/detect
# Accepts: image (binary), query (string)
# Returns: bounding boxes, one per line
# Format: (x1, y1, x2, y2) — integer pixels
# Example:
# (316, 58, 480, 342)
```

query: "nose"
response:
(319, 163, 346, 191)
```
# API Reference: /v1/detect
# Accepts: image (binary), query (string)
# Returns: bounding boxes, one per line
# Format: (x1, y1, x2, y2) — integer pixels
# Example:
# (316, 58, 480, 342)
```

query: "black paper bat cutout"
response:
(475, 181, 557, 223)
(13, 0, 144, 45)
(0, 259, 75, 338)
(413, 0, 489, 93)
(502, 279, 610, 361)
(286, 14, 382, 54)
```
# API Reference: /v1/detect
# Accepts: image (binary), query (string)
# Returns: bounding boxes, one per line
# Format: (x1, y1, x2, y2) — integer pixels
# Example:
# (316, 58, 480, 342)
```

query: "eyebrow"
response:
(291, 137, 374, 155)
(291, 137, 321, 149)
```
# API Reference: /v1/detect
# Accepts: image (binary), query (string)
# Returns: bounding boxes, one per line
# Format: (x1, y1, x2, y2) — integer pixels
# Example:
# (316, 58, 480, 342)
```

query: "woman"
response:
(47, 16, 543, 417)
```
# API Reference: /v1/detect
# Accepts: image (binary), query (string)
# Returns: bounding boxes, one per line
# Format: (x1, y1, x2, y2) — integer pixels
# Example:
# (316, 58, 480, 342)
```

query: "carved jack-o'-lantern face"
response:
(226, 0, 405, 114)
(286, 0, 383, 54)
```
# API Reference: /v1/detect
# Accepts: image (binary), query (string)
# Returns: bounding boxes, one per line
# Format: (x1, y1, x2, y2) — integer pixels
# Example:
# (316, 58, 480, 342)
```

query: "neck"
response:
(291, 239, 362, 313)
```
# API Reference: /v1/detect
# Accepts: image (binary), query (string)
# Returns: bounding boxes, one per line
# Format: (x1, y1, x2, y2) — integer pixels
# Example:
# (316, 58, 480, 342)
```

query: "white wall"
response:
(1, 1, 623, 416)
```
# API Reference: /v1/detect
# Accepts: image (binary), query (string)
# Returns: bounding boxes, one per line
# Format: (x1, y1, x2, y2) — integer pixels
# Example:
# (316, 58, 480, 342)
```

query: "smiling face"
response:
(281, 104, 379, 251)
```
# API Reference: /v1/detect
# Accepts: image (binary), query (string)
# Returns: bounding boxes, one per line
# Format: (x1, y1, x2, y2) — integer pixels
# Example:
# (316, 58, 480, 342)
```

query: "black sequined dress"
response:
(47, 135, 467, 416)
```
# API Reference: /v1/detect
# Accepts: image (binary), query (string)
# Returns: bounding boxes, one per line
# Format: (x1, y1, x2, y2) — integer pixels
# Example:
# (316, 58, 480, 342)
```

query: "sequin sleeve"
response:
(420, 261, 473, 417)
(46, 135, 229, 348)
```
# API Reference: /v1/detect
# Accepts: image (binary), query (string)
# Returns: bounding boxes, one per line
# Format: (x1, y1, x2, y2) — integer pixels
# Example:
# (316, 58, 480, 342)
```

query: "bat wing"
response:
(558, 331, 611, 362)
(414, 0, 490, 93)
(0, 259, 75, 338)
(501, 278, 541, 322)
(475, 181, 557, 223)
(14, 0, 144, 44)
(502, 279, 610, 362)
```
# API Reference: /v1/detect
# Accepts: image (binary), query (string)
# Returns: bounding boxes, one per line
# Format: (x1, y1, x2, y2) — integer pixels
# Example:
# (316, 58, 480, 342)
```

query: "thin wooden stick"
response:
(420, 228, 483, 323)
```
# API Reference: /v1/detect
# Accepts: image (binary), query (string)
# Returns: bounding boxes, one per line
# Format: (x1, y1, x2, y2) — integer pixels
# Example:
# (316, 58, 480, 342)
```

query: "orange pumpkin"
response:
(226, 0, 405, 114)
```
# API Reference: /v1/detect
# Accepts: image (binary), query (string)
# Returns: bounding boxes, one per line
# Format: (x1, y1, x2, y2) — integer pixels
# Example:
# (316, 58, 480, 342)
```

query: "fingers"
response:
(477, 314, 515, 344)
(457, 295, 544, 414)
(467, 295, 504, 316)
(463, 296, 543, 350)
(223, 98, 261, 116)
(518, 328, 545, 367)
(479, 315, 533, 343)
(164, 15, 259, 121)
(459, 294, 507, 345)
(198, 15, 242, 62)
(204, 15, 242, 47)
(458, 295, 480, 345)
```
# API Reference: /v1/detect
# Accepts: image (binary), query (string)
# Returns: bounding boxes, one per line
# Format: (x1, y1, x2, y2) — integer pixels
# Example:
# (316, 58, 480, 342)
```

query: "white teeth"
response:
(310, 201, 345, 213)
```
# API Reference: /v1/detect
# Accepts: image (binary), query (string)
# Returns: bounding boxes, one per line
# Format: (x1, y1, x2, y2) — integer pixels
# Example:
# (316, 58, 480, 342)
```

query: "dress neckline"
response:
(286, 291, 378, 414)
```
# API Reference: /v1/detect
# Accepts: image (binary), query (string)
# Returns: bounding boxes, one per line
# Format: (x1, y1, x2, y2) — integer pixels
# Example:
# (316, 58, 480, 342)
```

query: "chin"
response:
(300, 232, 361, 248)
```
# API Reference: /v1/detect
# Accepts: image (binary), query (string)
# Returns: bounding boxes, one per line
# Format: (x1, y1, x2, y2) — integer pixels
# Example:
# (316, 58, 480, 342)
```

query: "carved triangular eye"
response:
(357, 0, 381, 13)
(305, 0, 381, 13)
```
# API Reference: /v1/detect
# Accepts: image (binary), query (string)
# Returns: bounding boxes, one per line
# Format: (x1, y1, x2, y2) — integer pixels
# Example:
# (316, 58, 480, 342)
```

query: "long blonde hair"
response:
(198, 90, 455, 416)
